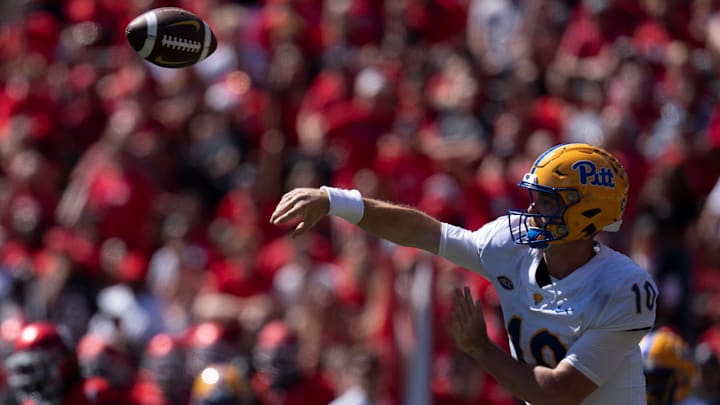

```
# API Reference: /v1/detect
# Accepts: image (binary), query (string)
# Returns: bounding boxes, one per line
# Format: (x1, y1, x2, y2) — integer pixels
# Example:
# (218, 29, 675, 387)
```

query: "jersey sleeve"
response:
(438, 216, 519, 279)
(564, 329, 648, 386)
(564, 265, 657, 385)
(591, 269, 657, 332)
(438, 222, 484, 275)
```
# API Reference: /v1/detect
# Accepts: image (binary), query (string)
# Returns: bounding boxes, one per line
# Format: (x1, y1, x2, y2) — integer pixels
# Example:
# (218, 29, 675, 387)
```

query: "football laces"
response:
(161, 35, 201, 53)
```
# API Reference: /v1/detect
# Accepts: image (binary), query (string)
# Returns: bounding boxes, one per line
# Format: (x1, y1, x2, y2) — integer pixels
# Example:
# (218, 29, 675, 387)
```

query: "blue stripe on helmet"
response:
(530, 144, 567, 174)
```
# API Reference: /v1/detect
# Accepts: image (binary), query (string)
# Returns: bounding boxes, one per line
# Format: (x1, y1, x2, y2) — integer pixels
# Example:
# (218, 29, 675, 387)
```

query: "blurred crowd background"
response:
(1, 0, 720, 403)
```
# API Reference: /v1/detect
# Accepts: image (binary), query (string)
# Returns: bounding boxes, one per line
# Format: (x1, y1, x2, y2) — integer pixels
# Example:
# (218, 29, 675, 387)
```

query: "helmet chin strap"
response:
(527, 227, 551, 249)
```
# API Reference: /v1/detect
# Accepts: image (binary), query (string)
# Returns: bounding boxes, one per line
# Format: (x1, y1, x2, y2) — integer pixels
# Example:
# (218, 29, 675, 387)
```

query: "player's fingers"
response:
(270, 201, 289, 224)
(453, 287, 462, 316)
(463, 286, 473, 307)
(269, 208, 287, 224)
(273, 192, 315, 225)
(293, 221, 307, 237)
(473, 300, 486, 327)
(270, 191, 302, 223)
(271, 203, 304, 225)
(461, 286, 474, 317)
(454, 287, 470, 321)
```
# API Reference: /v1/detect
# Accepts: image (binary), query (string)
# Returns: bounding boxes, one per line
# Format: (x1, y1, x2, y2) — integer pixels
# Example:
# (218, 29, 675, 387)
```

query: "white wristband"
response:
(321, 186, 365, 224)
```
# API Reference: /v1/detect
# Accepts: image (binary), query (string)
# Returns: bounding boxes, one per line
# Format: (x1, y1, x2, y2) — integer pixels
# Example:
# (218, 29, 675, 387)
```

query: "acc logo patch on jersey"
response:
(497, 276, 515, 290)
(571, 160, 615, 188)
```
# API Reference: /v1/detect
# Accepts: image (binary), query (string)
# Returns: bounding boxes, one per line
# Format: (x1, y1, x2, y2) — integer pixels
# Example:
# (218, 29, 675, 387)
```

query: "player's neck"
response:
(543, 239, 597, 279)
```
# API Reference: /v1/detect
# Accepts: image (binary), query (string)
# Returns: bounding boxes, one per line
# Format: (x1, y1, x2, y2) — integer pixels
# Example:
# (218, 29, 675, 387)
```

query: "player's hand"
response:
(270, 187, 330, 237)
(452, 286, 490, 355)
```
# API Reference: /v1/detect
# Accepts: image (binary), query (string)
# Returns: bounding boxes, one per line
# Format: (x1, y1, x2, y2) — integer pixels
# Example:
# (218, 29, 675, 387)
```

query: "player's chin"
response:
(528, 218, 541, 228)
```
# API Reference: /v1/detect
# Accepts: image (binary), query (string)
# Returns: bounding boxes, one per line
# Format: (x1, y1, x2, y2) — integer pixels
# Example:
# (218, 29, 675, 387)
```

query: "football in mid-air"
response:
(125, 7, 217, 68)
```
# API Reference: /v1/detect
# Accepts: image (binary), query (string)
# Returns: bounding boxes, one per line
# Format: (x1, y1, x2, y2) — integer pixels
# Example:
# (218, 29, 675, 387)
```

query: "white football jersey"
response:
(439, 216, 657, 405)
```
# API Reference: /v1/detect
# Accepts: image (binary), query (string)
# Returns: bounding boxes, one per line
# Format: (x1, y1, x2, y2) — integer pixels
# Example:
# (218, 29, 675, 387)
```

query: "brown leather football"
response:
(126, 7, 217, 68)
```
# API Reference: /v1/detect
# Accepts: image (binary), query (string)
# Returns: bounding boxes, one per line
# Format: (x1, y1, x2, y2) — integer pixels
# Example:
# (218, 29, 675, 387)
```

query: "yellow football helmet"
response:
(508, 143, 629, 248)
(190, 363, 253, 405)
(640, 329, 697, 405)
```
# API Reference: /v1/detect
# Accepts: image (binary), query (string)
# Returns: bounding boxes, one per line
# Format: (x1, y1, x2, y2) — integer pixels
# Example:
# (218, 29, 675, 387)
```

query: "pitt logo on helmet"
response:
(571, 160, 615, 188)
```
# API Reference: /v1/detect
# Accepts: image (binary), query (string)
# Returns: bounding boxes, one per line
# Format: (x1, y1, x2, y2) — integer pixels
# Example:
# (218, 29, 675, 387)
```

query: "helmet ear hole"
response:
(581, 208, 601, 218)
(580, 224, 596, 238)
